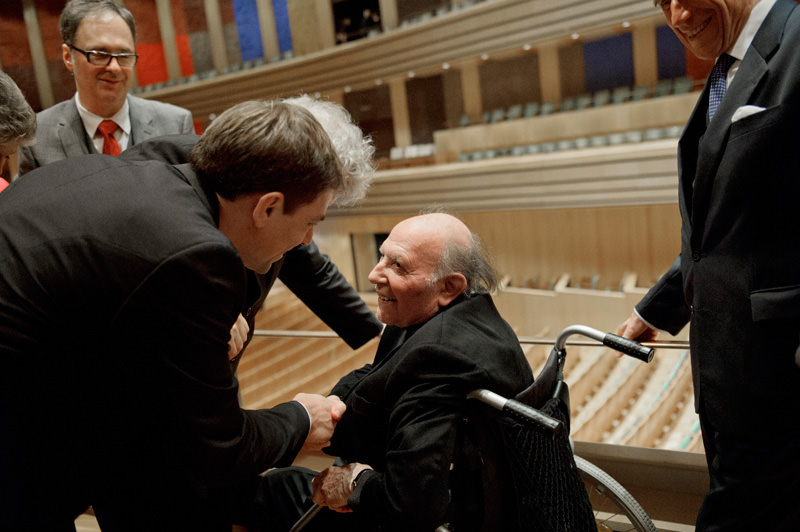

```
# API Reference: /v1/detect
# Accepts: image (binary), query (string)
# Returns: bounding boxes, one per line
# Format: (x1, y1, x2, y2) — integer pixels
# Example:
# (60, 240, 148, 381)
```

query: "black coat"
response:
(636, 0, 800, 437)
(326, 294, 533, 531)
(0, 153, 309, 528)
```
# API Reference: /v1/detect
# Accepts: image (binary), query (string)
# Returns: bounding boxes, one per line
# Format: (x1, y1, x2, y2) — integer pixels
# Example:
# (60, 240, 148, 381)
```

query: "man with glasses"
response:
(17, 0, 193, 176)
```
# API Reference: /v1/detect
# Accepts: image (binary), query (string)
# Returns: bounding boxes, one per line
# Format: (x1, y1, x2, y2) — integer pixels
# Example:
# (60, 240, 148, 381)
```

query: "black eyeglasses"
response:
(69, 45, 139, 67)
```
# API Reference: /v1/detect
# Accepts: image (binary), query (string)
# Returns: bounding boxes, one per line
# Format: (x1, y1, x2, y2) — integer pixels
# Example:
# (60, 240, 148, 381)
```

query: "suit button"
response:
(692, 251, 701, 261)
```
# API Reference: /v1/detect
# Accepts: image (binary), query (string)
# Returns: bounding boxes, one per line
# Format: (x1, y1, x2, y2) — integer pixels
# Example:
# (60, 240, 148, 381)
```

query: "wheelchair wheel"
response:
(574, 456, 658, 532)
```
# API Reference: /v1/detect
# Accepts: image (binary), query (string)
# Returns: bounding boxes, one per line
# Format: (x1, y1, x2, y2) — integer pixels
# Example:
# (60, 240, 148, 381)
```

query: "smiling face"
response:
(368, 214, 473, 328)
(368, 219, 446, 328)
(62, 11, 135, 117)
(658, 0, 757, 60)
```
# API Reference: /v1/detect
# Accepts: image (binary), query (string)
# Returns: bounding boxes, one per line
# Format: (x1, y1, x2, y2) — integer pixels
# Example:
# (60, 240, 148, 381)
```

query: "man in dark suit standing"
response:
(0, 100, 346, 531)
(17, 0, 194, 176)
(235, 213, 534, 532)
(618, 1, 800, 529)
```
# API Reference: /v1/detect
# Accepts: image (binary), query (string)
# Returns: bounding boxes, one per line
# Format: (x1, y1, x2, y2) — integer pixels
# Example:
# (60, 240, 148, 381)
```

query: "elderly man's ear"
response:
(437, 273, 468, 307)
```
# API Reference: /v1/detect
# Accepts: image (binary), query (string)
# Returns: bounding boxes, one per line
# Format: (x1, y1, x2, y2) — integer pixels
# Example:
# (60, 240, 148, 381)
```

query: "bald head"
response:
(397, 212, 472, 257)
(369, 212, 498, 327)
(419, 213, 499, 296)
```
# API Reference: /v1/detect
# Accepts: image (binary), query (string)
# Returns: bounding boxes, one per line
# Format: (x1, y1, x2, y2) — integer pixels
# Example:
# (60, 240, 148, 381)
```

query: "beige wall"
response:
(315, 202, 681, 296)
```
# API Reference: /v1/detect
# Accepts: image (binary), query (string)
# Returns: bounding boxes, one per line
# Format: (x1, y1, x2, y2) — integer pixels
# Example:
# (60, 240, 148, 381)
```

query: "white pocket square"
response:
(731, 105, 766, 123)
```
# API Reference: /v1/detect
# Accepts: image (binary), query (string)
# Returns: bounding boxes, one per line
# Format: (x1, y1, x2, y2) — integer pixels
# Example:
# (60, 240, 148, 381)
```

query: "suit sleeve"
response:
(113, 242, 309, 486)
(16, 144, 38, 177)
(279, 241, 383, 349)
(179, 108, 195, 134)
(635, 255, 691, 335)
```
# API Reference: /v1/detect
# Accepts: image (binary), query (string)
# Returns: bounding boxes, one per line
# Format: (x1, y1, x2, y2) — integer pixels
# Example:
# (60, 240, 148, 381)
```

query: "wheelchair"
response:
(291, 325, 657, 532)
(457, 324, 658, 532)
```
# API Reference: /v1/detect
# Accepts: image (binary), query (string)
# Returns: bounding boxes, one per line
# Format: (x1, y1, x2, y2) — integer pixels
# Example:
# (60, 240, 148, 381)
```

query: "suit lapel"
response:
(128, 96, 154, 145)
(373, 326, 406, 366)
(58, 100, 94, 157)
(685, 0, 789, 249)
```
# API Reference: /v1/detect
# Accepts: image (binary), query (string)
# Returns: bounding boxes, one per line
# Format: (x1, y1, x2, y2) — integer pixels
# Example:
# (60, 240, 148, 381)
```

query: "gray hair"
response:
(189, 100, 344, 212)
(283, 94, 375, 207)
(60, 0, 137, 47)
(0, 71, 36, 146)
(424, 210, 499, 295)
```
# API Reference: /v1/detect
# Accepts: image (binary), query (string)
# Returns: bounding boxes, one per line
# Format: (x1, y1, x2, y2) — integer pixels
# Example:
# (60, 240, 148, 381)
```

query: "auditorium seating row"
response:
(399, 0, 485, 29)
(129, 0, 490, 96)
(458, 124, 683, 162)
(465, 76, 696, 127)
(378, 122, 683, 170)
(376, 84, 697, 170)
(130, 52, 297, 94)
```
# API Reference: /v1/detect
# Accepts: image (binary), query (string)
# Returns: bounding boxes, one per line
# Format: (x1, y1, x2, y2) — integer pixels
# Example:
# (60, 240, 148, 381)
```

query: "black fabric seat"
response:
(448, 348, 595, 532)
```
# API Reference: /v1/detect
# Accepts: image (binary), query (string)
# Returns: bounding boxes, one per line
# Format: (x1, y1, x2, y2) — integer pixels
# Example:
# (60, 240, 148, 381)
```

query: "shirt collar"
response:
(728, 0, 776, 61)
(75, 93, 131, 137)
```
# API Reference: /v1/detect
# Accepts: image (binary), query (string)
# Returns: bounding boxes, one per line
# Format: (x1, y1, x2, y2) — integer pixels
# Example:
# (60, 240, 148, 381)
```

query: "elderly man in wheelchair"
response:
(232, 212, 595, 532)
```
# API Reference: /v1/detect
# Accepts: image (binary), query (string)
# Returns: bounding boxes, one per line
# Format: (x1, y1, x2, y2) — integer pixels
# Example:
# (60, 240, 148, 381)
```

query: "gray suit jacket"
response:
(16, 94, 193, 176)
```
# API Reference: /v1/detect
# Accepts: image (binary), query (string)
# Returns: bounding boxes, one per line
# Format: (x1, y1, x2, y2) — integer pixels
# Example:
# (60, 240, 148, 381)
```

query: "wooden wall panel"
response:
(479, 52, 539, 112)
(316, 202, 682, 310)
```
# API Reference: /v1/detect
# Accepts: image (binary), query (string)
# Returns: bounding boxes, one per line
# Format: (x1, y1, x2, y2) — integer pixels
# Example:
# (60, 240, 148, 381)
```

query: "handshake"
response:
(293, 393, 347, 452)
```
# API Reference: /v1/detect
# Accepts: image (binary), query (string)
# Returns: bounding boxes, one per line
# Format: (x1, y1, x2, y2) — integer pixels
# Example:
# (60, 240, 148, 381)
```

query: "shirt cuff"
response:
(634, 307, 661, 333)
(293, 400, 312, 434)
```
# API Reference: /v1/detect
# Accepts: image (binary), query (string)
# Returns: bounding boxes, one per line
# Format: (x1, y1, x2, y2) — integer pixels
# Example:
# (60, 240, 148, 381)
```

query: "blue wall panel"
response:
(583, 33, 634, 92)
(656, 25, 685, 80)
(233, 0, 264, 60)
(272, 0, 293, 53)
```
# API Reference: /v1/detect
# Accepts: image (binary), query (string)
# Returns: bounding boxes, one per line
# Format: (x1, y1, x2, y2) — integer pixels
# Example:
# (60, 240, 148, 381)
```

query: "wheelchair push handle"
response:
(554, 324, 654, 363)
(602, 332, 654, 363)
(467, 389, 563, 435)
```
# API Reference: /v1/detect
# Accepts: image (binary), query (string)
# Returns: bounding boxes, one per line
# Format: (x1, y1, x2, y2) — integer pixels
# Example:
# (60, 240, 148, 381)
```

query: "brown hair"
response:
(0, 71, 36, 146)
(60, 0, 137, 46)
(189, 100, 345, 213)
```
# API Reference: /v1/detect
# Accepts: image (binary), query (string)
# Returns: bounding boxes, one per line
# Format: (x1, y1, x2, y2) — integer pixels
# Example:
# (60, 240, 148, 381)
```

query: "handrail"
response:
(252, 329, 690, 350)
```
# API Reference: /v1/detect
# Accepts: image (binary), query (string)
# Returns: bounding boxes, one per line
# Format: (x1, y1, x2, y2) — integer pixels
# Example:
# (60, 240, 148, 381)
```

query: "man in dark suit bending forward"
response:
(0, 100, 345, 531)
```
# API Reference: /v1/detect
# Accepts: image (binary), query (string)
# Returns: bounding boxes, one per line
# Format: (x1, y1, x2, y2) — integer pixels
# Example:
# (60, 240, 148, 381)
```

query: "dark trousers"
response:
(696, 408, 800, 531)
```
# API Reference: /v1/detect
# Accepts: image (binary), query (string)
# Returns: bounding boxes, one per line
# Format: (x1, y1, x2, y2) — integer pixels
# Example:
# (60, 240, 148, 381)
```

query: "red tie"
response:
(97, 120, 121, 156)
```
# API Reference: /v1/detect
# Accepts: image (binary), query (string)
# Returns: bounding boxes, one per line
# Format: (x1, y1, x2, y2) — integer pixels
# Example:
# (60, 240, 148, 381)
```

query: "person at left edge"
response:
(16, 0, 193, 176)
(0, 71, 36, 189)
(0, 100, 345, 531)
